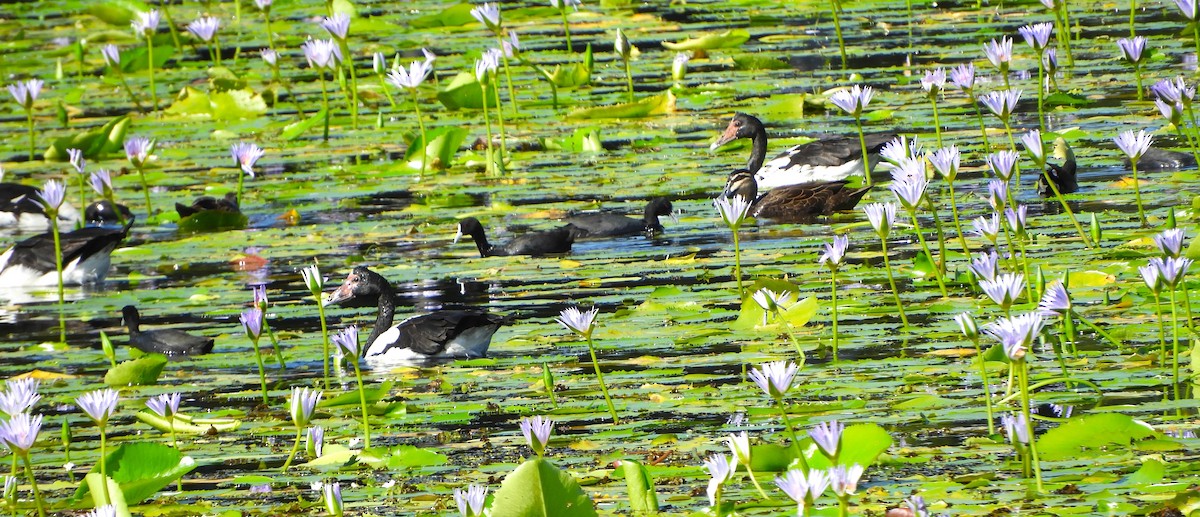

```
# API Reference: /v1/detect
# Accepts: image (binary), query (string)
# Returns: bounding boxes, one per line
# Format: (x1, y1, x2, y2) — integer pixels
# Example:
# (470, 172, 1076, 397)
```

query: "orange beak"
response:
(710, 118, 741, 151)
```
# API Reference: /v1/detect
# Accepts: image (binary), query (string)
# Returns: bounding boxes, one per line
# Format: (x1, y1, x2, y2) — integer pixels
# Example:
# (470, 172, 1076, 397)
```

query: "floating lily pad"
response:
(662, 29, 751, 50)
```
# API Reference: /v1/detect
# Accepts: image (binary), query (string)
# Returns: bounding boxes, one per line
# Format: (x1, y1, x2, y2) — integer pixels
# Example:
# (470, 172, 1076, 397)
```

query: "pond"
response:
(1, 0, 1200, 515)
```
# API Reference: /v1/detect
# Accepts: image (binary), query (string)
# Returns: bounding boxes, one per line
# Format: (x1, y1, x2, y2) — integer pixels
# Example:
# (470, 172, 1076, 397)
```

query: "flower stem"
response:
(315, 293, 332, 390)
(929, 97, 943, 148)
(1076, 313, 1123, 350)
(480, 79, 496, 175)
(830, 271, 840, 363)
(319, 74, 330, 142)
(970, 337, 996, 435)
(250, 337, 268, 403)
(498, 44, 520, 114)
(19, 453, 45, 517)
(830, 0, 848, 69)
(136, 166, 152, 219)
(773, 308, 807, 366)
(1170, 287, 1182, 414)
(170, 421, 181, 491)
(99, 428, 110, 502)
(774, 398, 810, 472)
(584, 335, 619, 424)
(280, 428, 303, 472)
(559, 8, 573, 53)
(1131, 159, 1146, 227)
(1037, 158, 1092, 248)
(731, 228, 744, 298)
(352, 362, 371, 448)
(1036, 58, 1047, 134)
(967, 91, 992, 149)
(945, 181, 973, 263)
(909, 211, 948, 297)
(623, 58, 634, 103)
(160, 3, 182, 50)
(1016, 362, 1044, 492)
(491, 72, 508, 170)
(25, 110, 34, 162)
(880, 238, 910, 329)
(411, 88, 427, 177)
(115, 69, 144, 110)
(853, 116, 871, 186)
(49, 216, 65, 343)
(259, 308, 287, 369)
(147, 35, 158, 112)
(1152, 292, 1167, 367)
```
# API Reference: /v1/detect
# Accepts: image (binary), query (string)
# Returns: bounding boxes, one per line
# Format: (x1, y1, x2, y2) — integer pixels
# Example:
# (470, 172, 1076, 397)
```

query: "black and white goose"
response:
(0, 183, 81, 230)
(565, 198, 674, 238)
(710, 112, 896, 188)
(0, 216, 133, 287)
(324, 266, 506, 366)
(721, 169, 872, 222)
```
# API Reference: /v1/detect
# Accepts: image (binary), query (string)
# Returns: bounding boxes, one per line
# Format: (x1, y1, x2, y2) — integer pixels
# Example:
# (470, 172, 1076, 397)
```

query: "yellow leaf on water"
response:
(1067, 270, 1116, 287)
(559, 259, 582, 269)
(14, 370, 77, 380)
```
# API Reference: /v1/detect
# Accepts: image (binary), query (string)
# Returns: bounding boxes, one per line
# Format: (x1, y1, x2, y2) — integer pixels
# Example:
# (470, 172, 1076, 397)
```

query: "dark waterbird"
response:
(565, 198, 674, 238)
(175, 193, 241, 218)
(1038, 137, 1078, 196)
(721, 169, 872, 222)
(1131, 146, 1197, 171)
(0, 216, 134, 287)
(325, 266, 506, 366)
(0, 182, 81, 230)
(454, 216, 574, 257)
(84, 200, 134, 227)
(710, 112, 896, 188)
(122, 305, 215, 357)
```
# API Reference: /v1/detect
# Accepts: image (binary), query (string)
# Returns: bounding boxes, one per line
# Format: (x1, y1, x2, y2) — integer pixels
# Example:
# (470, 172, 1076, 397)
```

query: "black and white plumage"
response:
(0, 183, 81, 230)
(324, 266, 506, 366)
(0, 216, 133, 287)
(565, 198, 674, 238)
(722, 169, 872, 222)
(710, 113, 896, 188)
(122, 305, 215, 357)
(454, 217, 574, 257)
(1038, 137, 1078, 196)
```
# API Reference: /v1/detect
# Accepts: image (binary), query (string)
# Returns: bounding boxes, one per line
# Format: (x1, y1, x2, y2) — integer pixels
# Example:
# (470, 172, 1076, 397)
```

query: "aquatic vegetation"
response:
(556, 306, 617, 424)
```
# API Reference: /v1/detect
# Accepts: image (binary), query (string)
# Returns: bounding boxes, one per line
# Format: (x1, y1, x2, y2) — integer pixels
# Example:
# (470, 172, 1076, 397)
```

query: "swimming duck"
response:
(84, 201, 134, 227)
(721, 169, 872, 222)
(565, 198, 674, 238)
(454, 217, 574, 257)
(1132, 147, 1196, 171)
(1037, 137, 1077, 196)
(175, 193, 240, 218)
(0, 216, 133, 287)
(710, 112, 896, 188)
(122, 305, 215, 357)
(0, 183, 81, 230)
(324, 266, 506, 366)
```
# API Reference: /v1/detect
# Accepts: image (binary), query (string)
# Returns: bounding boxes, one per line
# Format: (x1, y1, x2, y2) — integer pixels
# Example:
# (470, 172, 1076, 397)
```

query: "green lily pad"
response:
(1037, 413, 1157, 460)
(136, 410, 242, 435)
(177, 210, 249, 233)
(410, 3, 478, 28)
(74, 441, 197, 505)
(567, 92, 675, 119)
(437, 72, 500, 111)
(491, 458, 598, 517)
(44, 115, 130, 161)
(104, 354, 167, 386)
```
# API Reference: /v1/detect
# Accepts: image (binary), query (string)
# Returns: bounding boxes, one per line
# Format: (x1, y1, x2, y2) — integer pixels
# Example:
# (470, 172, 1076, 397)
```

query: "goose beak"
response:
(323, 280, 353, 307)
(453, 227, 464, 244)
(710, 120, 740, 151)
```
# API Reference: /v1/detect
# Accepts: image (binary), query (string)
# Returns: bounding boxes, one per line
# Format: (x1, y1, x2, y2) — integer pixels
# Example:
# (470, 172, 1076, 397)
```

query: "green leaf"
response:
(119, 42, 175, 73)
(104, 354, 167, 386)
(165, 87, 267, 119)
(1044, 91, 1092, 108)
(549, 45, 593, 88)
(567, 92, 675, 120)
(320, 382, 394, 407)
(490, 458, 598, 517)
(662, 29, 751, 50)
(403, 126, 469, 170)
(280, 108, 328, 141)
(542, 127, 602, 153)
(44, 115, 130, 161)
(1122, 457, 1165, 485)
(1036, 413, 1157, 461)
(619, 460, 659, 516)
(74, 442, 197, 505)
(806, 423, 894, 469)
(178, 210, 248, 233)
(90, 0, 150, 26)
(84, 473, 131, 517)
(410, 3, 477, 28)
(385, 445, 449, 469)
(136, 410, 242, 435)
(437, 72, 499, 110)
(732, 278, 817, 330)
